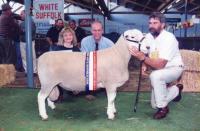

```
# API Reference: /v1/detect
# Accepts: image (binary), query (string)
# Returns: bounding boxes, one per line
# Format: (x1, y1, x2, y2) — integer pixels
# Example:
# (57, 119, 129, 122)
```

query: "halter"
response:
(123, 32, 145, 51)
(123, 33, 145, 44)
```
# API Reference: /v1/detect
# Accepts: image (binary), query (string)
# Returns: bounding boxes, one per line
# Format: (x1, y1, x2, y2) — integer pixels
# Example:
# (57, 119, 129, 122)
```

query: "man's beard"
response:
(149, 28, 161, 37)
(57, 26, 63, 30)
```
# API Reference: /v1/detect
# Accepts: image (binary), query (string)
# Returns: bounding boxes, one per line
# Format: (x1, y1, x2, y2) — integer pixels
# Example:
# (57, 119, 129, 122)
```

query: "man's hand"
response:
(142, 63, 149, 77)
(129, 46, 146, 61)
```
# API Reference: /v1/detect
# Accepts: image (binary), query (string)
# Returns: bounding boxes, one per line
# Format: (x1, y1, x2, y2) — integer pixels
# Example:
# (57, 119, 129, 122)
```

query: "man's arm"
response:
(80, 41, 89, 52)
(46, 37, 53, 45)
(143, 57, 167, 70)
(129, 47, 167, 70)
(9, 17, 20, 39)
(46, 29, 53, 45)
(141, 63, 148, 76)
(80, 37, 91, 52)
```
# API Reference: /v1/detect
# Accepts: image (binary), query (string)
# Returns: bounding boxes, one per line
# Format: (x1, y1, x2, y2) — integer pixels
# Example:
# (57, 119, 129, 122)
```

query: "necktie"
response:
(95, 42, 98, 51)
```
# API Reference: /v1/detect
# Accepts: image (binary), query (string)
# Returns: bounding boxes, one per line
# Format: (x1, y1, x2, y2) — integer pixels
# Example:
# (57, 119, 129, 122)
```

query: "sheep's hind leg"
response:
(38, 90, 49, 120)
(47, 98, 56, 110)
(106, 87, 117, 120)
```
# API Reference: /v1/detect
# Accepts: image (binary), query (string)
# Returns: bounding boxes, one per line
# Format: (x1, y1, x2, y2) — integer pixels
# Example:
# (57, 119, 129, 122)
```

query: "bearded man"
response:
(129, 12, 184, 120)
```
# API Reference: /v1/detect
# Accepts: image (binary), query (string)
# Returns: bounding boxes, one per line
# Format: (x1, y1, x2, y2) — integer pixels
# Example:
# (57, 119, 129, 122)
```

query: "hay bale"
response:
(0, 64, 16, 87)
(180, 50, 200, 72)
(179, 50, 200, 92)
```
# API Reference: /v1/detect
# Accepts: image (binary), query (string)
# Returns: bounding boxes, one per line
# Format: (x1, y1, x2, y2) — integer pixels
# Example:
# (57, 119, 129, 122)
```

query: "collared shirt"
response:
(145, 29, 184, 67)
(81, 35, 114, 52)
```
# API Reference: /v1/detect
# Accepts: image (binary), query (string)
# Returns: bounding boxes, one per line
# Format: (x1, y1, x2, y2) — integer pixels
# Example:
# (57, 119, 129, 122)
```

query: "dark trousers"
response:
(0, 37, 16, 65)
(14, 41, 23, 70)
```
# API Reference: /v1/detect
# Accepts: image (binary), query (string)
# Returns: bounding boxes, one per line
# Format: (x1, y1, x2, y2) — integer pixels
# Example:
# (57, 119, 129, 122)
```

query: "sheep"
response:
(37, 29, 146, 120)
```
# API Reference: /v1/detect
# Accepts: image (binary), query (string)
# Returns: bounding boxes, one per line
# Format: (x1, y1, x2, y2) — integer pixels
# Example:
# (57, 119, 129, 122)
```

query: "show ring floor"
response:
(0, 88, 199, 131)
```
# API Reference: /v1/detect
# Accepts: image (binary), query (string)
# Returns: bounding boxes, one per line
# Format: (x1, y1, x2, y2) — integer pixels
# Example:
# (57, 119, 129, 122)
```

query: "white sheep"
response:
(37, 29, 146, 120)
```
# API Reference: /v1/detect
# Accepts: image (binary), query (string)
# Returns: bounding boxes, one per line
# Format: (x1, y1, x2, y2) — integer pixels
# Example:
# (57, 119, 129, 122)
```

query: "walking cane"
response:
(134, 43, 143, 112)
(134, 45, 150, 112)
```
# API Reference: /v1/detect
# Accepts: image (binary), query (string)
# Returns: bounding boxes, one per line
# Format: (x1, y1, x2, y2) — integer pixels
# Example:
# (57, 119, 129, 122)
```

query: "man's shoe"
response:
(173, 84, 183, 102)
(153, 106, 169, 120)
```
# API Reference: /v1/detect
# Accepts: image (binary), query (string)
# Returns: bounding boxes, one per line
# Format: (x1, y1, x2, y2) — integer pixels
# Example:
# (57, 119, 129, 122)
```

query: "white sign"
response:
(33, 0, 64, 35)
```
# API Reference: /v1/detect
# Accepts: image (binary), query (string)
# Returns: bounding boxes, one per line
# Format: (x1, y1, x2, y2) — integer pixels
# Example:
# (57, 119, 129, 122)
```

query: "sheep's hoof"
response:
(51, 106, 56, 110)
(41, 115, 48, 121)
(42, 118, 48, 121)
(108, 114, 115, 120)
(113, 109, 117, 114)
(49, 105, 56, 110)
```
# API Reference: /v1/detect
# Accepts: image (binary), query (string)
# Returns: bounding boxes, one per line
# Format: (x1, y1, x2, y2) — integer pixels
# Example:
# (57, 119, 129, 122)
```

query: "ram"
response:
(37, 29, 146, 120)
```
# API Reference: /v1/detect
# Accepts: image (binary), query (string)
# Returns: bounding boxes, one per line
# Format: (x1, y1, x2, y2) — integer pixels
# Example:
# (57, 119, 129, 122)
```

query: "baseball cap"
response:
(1, 3, 12, 11)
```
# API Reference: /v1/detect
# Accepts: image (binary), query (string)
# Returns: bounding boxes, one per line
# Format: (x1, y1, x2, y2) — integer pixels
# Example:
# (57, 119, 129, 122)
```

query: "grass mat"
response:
(0, 88, 199, 131)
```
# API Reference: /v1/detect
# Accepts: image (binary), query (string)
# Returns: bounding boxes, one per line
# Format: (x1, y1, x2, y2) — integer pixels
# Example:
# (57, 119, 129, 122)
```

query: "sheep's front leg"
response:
(38, 90, 49, 120)
(106, 87, 117, 120)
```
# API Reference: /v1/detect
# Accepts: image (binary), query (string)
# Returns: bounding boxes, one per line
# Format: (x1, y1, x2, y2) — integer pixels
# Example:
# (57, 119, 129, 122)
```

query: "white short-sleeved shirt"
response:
(144, 30, 184, 67)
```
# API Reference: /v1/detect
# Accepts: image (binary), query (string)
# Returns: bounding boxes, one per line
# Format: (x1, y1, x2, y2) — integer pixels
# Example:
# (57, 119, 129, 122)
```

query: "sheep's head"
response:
(123, 29, 147, 53)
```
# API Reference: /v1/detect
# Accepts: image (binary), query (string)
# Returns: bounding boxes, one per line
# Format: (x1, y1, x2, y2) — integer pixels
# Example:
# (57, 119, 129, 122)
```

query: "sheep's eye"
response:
(125, 35, 128, 38)
(131, 36, 135, 39)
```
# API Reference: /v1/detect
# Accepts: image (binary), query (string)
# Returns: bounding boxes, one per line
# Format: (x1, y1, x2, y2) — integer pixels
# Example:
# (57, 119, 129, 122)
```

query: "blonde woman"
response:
(55, 27, 80, 102)
(56, 27, 80, 52)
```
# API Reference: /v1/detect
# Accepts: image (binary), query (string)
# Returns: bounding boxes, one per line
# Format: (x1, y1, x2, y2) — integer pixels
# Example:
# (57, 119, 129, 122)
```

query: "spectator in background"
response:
(13, 24, 24, 72)
(19, 10, 37, 75)
(81, 20, 114, 100)
(81, 20, 114, 52)
(56, 27, 80, 52)
(0, 3, 20, 65)
(68, 20, 86, 48)
(46, 18, 64, 51)
(104, 32, 120, 43)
